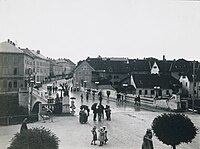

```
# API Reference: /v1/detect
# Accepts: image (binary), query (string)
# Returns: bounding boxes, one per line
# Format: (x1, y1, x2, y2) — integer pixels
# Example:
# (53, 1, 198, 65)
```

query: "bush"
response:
(8, 127, 60, 149)
(152, 113, 198, 149)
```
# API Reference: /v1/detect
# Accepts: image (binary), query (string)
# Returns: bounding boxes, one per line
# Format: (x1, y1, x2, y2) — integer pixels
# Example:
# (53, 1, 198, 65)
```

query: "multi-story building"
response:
(0, 40, 27, 93)
(56, 58, 76, 76)
(30, 50, 50, 83)
(48, 58, 63, 81)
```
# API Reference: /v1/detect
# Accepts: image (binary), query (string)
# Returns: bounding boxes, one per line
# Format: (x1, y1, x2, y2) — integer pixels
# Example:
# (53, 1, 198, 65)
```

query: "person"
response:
(20, 118, 28, 133)
(103, 126, 108, 144)
(105, 105, 111, 121)
(98, 127, 104, 146)
(91, 126, 97, 145)
(91, 103, 98, 121)
(47, 108, 53, 122)
(80, 93, 83, 103)
(106, 91, 110, 99)
(142, 129, 154, 149)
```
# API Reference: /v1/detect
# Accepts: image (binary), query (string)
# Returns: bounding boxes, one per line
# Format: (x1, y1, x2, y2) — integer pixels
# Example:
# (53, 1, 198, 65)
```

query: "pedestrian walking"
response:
(80, 93, 83, 103)
(91, 126, 97, 145)
(142, 129, 154, 149)
(20, 118, 28, 134)
(98, 127, 104, 146)
(103, 126, 108, 144)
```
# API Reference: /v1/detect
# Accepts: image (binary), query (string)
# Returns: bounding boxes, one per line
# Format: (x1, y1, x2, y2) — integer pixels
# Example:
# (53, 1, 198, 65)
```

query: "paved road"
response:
(0, 80, 200, 149)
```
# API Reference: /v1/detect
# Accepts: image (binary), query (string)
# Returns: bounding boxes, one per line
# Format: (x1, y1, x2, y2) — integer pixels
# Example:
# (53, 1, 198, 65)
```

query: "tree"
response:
(152, 113, 197, 149)
(8, 127, 60, 149)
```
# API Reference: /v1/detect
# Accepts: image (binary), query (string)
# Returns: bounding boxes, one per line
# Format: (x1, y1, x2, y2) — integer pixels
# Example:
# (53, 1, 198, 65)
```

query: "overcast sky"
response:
(0, 0, 200, 64)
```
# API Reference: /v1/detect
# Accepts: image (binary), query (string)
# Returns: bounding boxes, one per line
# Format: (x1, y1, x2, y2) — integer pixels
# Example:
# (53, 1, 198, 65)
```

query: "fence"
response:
(0, 114, 38, 126)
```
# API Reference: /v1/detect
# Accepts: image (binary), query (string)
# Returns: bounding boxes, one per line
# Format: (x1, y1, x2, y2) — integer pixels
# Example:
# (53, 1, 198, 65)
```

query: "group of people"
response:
(91, 103, 111, 121)
(91, 126, 108, 146)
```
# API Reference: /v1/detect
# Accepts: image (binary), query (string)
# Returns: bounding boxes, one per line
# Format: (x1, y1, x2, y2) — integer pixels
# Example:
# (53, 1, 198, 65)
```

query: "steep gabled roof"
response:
(0, 41, 23, 54)
(148, 59, 173, 73)
(133, 74, 180, 89)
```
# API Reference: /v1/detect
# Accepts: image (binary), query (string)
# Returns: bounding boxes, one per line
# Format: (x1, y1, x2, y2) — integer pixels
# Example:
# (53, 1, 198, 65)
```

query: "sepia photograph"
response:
(0, 0, 200, 149)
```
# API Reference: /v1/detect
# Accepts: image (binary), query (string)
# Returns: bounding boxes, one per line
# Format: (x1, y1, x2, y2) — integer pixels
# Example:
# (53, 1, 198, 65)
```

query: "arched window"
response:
(8, 81, 12, 88)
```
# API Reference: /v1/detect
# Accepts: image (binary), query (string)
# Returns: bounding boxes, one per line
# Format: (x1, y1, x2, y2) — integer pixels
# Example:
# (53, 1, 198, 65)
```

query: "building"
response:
(56, 58, 76, 77)
(30, 50, 50, 84)
(0, 40, 27, 93)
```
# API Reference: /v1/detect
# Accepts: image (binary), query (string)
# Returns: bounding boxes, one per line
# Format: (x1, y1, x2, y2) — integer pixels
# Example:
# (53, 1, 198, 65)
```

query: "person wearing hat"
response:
(142, 128, 154, 149)
(91, 126, 97, 145)
(98, 127, 104, 146)
(103, 126, 108, 144)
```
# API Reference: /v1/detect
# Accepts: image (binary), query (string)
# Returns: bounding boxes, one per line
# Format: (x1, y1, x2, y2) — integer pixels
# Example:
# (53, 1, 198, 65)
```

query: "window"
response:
(151, 90, 154, 95)
(194, 83, 196, 87)
(14, 68, 17, 75)
(186, 82, 187, 87)
(145, 90, 148, 95)
(8, 81, 12, 88)
(139, 90, 142, 95)
(166, 90, 169, 95)
(14, 81, 17, 88)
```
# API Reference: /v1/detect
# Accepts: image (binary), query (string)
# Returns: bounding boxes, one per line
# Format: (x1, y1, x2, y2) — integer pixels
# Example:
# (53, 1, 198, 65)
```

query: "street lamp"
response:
(83, 80, 87, 88)
(154, 86, 160, 99)
(95, 81, 99, 90)
(28, 80, 34, 115)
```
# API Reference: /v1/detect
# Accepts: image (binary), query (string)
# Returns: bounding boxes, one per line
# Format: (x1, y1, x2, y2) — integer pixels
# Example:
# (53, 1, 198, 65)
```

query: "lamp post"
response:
(83, 80, 87, 88)
(192, 61, 196, 113)
(95, 81, 99, 90)
(154, 86, 160, 99)
(28, 79, 34, 115)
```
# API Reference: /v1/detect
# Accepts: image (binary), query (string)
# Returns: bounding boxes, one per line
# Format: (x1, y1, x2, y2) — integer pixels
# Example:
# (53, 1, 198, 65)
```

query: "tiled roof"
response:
(128, 59, 150, 72)
(0, 41, 23, 54)
(86, 57, 129, 73)
(148, 59, 173, 73)
(170, 59, 192, 73)
(21, 48, 35, 58)
(30, 50, 47, 60)
(133, 74, 180, 89)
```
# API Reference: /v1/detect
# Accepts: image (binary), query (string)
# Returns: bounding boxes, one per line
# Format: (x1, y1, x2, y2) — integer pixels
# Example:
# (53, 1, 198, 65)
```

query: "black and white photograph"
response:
(0, 0, 200, 149)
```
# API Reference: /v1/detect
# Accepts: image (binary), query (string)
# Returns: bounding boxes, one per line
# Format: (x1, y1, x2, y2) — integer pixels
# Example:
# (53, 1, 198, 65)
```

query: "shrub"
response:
(8, 127, 60, 149)
(152, 113, 198, 149)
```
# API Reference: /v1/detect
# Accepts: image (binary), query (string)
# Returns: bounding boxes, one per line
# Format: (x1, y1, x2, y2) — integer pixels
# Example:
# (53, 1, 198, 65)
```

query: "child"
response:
(91, 126, 97, 145)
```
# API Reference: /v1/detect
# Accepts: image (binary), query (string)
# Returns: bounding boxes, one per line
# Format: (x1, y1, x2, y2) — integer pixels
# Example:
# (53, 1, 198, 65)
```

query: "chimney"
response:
(36, 50, 40, 54)
(163, 55, 166, 61)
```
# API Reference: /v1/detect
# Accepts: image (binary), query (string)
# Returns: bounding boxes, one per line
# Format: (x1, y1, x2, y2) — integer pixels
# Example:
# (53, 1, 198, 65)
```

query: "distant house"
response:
(73, 56, 129, 90)
(130, 74, 180, 98)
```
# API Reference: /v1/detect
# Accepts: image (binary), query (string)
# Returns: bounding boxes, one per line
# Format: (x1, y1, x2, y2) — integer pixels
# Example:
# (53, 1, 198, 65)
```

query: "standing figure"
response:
(97, 105, 102, 121)
(91, 103, 98, 121)
(92, 91, 95, 100)
(106, 91, 110, 99)
(80, 93, 83, 103)
(20, 118, 28, 133)
(91, 126, 97, 145)
(105, 105, 111, 121)
(86, 92, 89, 101)
(116, 93, 121, 102)
(98, 127, 104, 146)
(103, 126, 108, 144)
(142, 129, 154, 149)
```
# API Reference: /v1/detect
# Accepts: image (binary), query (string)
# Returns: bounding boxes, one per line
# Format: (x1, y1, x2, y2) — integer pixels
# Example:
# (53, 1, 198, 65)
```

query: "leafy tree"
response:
(8, 127, 59, 149)
(152, 113, 197, 149)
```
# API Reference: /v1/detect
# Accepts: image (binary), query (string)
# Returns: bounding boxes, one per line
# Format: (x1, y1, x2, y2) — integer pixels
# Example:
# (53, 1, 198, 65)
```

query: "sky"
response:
(0, 0, 200, 64)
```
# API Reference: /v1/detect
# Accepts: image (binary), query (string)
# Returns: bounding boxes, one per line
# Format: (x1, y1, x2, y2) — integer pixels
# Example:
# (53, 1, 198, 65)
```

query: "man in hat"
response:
(91, 126, 97, 145)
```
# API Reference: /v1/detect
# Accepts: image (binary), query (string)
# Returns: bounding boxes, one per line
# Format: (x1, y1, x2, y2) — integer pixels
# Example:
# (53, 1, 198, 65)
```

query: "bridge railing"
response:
(0, 114, 38, 126)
